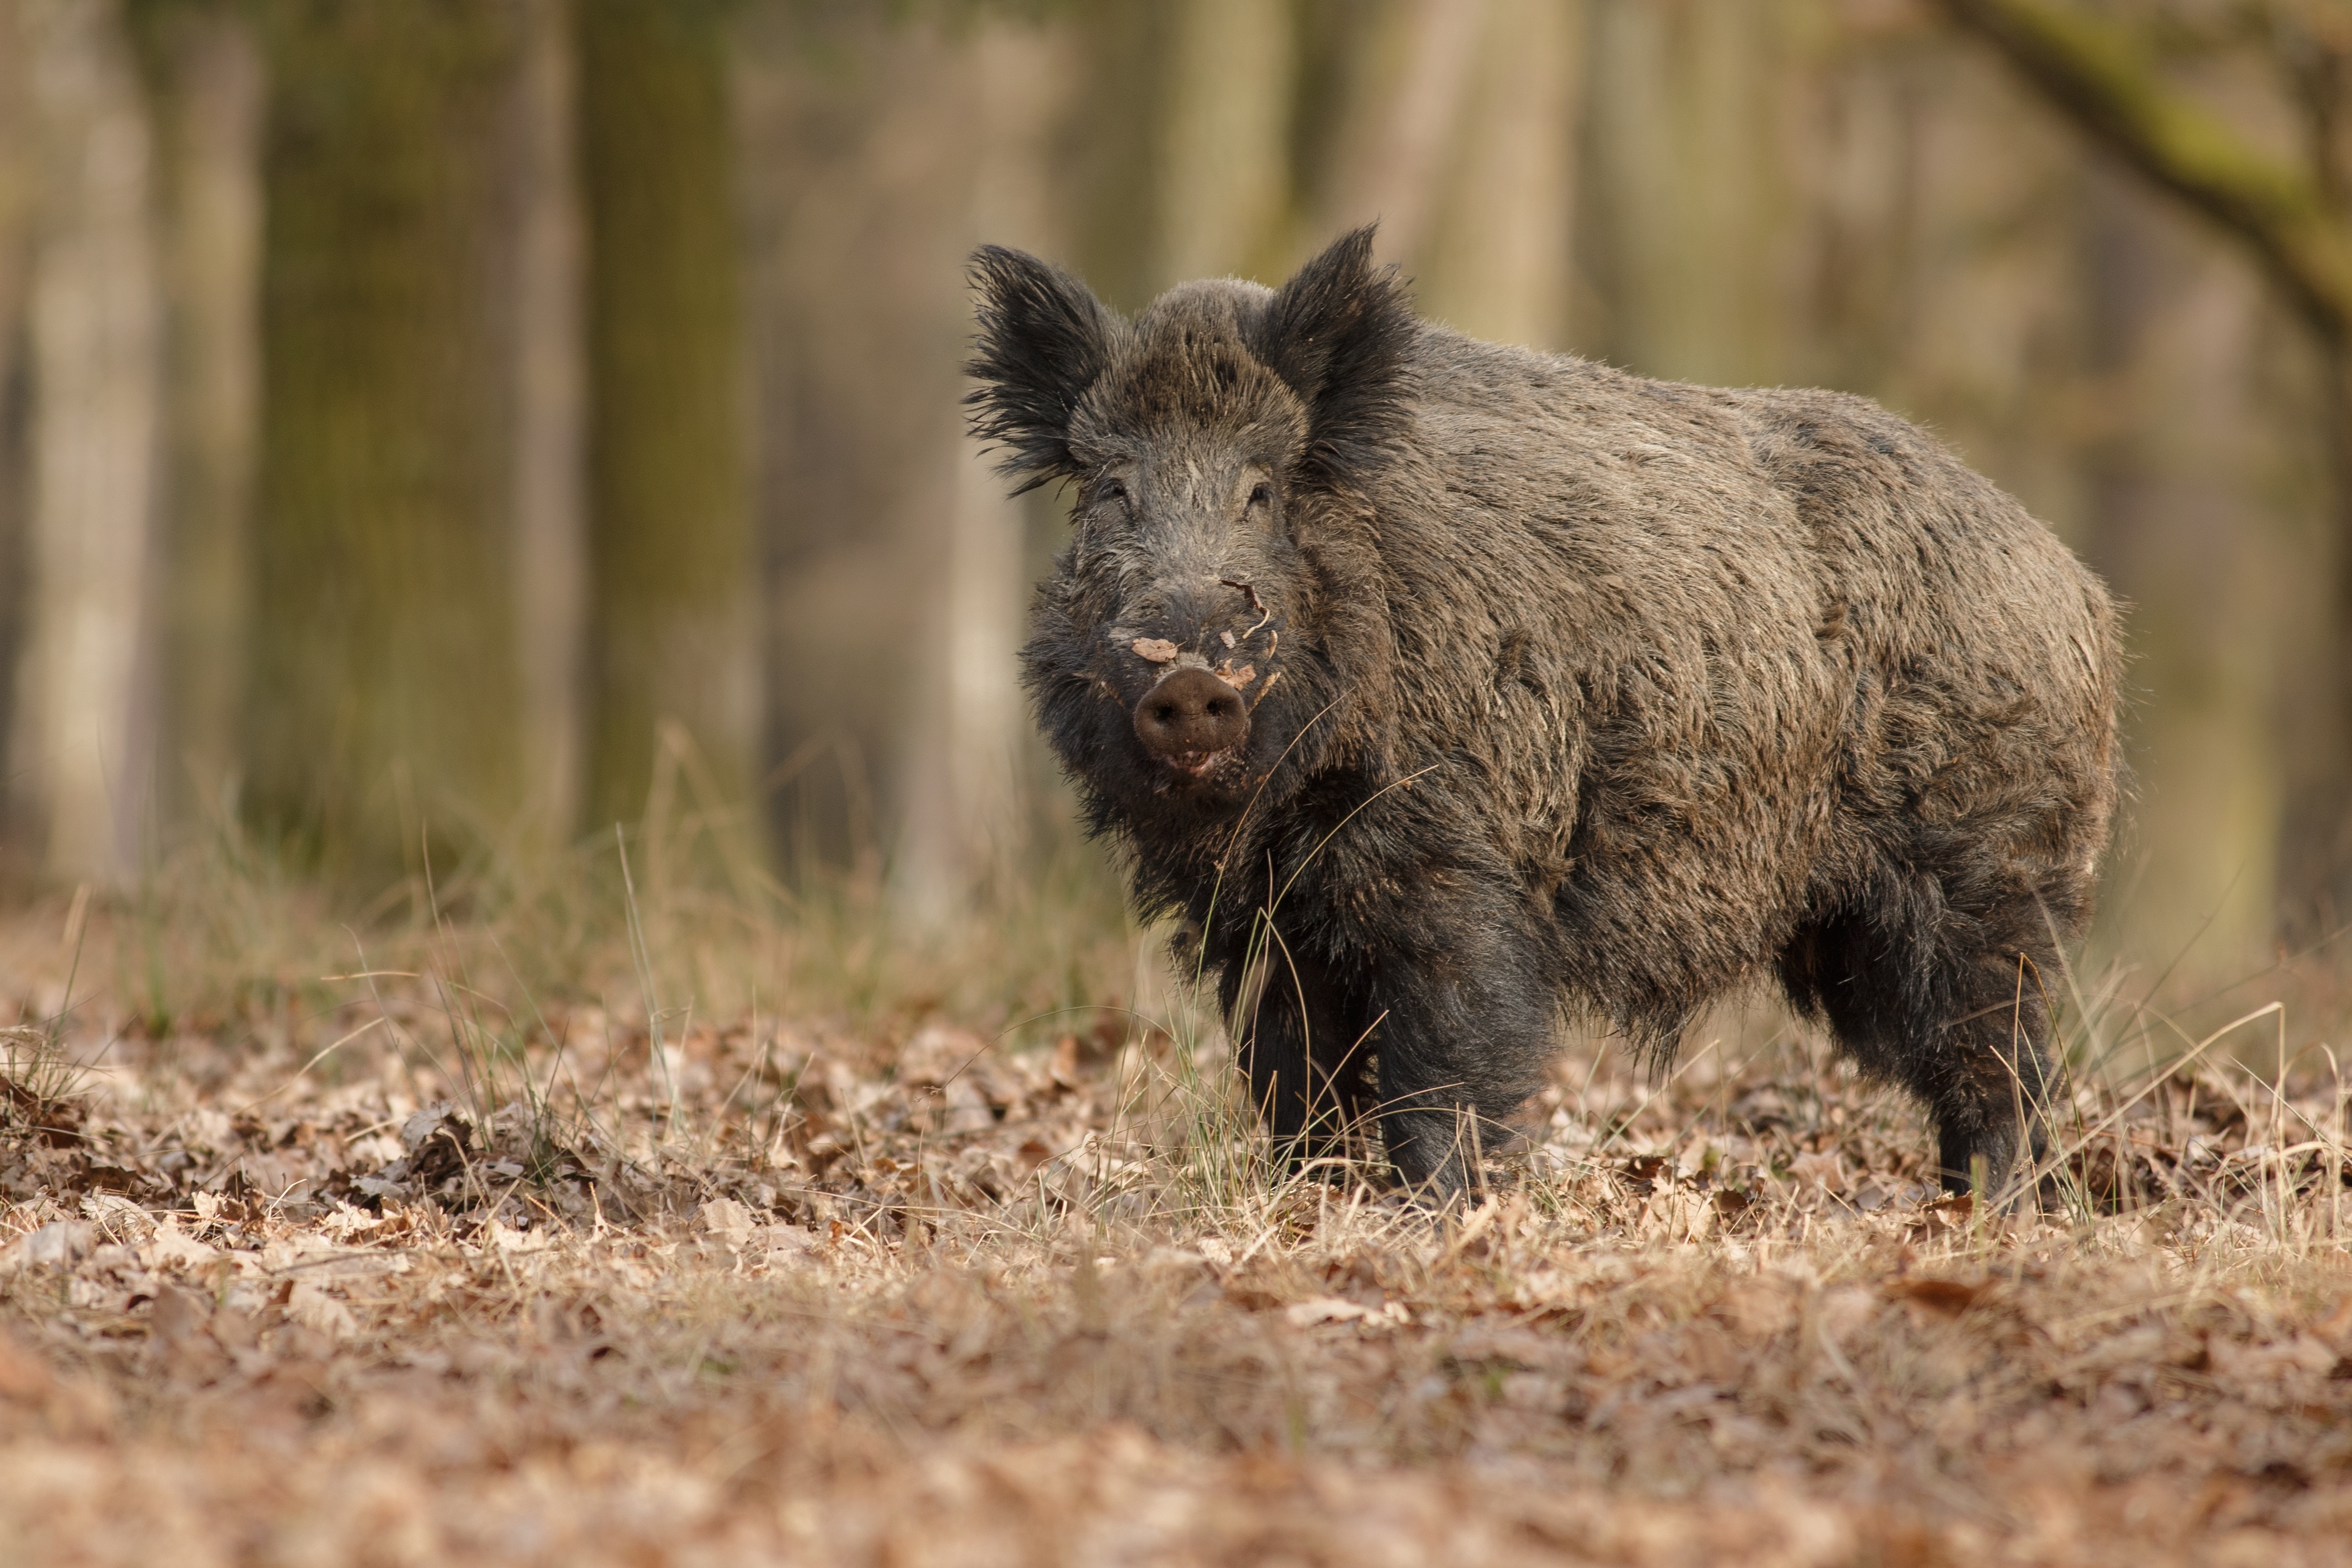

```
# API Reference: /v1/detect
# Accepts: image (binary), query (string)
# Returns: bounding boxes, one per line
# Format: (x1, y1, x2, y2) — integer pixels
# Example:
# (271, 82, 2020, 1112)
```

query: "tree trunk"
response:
(889, 21, 1075, 928)
(0, 0, 35, 882)
(141, 5, 262, 836)
(1579, 0, 1787, 385)
(736, 15, 973, 889)
(2074, 168, 2290, 967)
(1313, 0, 1488, 275)
(1403, 0, 1580, 351)
(575, 0, 755, 837)
(2278, 347, 2352, 935)
(511, 0, 586, 851)
(1926, 0, 2352, 941)
(1153, 0, 1296, 285)
(10, 0, 163, 885)
(245, 0, 525, 881)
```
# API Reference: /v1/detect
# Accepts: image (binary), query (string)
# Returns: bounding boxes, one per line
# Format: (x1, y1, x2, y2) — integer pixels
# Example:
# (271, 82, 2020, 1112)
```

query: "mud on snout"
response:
(1132, 663, 1249, 776)
(1119, 590, 1279, 788)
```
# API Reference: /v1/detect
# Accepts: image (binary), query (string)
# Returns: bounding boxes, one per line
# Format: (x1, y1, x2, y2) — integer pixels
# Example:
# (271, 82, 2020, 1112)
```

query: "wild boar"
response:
(968, 227, 2120, 1202)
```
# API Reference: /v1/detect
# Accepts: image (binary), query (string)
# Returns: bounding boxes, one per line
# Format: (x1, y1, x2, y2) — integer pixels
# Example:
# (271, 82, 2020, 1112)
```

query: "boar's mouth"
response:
(1132, 664, 1250, 781)
(1162, 751, 1232, 780)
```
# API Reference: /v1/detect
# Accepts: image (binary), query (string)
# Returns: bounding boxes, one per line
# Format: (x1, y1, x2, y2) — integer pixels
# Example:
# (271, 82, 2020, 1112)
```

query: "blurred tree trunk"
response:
(138, 4, 262, 835)
(9, 0, 163, 884)
(1414, 0, 1578, 349)
(1057, 5, 1158, 310)
(2076, 168, 2289, 964)
(1936, 0, 2352, 933)
(245, 0, 525, 880)
(1581, 0, 1792, 385)
(512, 0, 586, 848)
(737, 13, 1064, 892)
(0, 1, 35, 880)
(1312, 0, 1579, 349)
(1313, 0, 1486, 270)
(2304, 358, 2352, 932)
(738, 13, 920, 887)
(890, 21, 1074, 928)
(574, 0, 756, 837)
(1154, 0, 1296, 284)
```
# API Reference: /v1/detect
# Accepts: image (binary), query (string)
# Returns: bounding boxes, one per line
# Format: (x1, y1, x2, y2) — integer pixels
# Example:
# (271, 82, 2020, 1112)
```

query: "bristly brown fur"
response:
(971, 225, 2123, 1202)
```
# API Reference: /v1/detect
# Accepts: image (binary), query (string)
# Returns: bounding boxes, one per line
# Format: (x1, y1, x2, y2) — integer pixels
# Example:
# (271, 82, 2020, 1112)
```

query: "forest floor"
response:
(2, 877, 2351, 1567)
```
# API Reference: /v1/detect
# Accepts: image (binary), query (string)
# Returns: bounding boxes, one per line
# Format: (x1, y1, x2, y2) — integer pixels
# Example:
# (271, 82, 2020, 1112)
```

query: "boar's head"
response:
(967, 227, 1411, 838)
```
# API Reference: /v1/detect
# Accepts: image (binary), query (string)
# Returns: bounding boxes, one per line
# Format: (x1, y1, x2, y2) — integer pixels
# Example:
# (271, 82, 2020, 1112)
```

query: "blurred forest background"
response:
(0, 0, 2346, 987)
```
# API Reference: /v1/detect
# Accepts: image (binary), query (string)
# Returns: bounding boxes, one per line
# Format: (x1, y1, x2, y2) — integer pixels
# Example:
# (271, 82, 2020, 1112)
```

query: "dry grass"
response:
(2, 848, 2350, 1566)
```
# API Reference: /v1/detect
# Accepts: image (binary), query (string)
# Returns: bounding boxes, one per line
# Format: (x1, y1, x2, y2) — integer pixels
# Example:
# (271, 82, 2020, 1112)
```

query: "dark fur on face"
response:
(970, 226, 2123, 1204)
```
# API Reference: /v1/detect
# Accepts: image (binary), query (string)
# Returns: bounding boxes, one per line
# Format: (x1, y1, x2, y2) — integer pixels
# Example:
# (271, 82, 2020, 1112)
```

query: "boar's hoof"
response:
(1134, 665, 1249, 775)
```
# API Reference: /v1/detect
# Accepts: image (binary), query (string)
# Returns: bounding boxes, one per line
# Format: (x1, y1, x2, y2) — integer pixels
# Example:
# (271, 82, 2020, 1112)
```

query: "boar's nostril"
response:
(1132, 665, 1251, 764)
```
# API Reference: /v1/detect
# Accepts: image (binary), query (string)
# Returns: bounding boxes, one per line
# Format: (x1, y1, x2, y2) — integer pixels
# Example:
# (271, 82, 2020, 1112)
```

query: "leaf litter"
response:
(0, 926, 2349, 1564)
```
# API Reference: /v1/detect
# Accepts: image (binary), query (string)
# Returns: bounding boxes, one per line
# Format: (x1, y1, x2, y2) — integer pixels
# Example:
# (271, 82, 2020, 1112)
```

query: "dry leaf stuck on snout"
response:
(1132, 638, 1180, 662)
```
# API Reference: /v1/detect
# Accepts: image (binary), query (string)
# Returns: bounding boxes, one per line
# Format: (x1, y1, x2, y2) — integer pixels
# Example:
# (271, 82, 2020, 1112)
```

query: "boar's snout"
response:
(1133, 665, 1249, 773)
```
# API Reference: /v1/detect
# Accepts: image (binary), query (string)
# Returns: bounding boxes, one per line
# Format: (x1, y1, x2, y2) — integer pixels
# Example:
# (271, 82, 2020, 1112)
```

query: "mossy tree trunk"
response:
(575, 0, 756, 837)
(244, 0, 526, 881)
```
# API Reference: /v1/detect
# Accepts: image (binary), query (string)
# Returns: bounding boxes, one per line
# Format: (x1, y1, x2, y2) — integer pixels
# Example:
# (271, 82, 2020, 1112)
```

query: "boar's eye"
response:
(1099, 477, 1131, 513)
(1247, 481, 1274, 512)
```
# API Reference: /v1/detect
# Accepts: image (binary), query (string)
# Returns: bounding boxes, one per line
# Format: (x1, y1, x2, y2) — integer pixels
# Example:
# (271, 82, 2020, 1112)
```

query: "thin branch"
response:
(1938, 0, 2352, 342)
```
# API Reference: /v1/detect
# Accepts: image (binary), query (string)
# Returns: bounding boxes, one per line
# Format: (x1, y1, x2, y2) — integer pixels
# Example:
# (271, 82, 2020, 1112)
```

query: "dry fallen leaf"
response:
(1818, 1284, 1879, 1344)
(149, 1283, 213, 1349)
(762, 1224, 820, 1260)
(81, 1194, 154, 1243)
(1286, 1296, 1409, 1329)
(1884, 1277, 1986, 1318)
(0, 1330, 55, 1401)
(1287, 1297, 1370, 1326)
(1132, 638, 1180, 662)
(284, 1280, 358, 1342)
(10, 1221, 91, 1270)
(1714, 1279, 1798, 1339)
(140, 1217, 219, 1274)
(1788, 1150, 1845, 1190)
(0, 1328, 111, 1436)
(701, 1198, 757, 1247)
(1906, 1192, 1975, 1239)
(1214, 663, 1256, 688)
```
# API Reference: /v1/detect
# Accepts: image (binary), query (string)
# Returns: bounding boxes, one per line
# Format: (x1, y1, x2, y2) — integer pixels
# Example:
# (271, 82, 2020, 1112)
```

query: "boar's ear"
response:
(1251, 225, 1414, 489)
(966, 246, 1119, 494)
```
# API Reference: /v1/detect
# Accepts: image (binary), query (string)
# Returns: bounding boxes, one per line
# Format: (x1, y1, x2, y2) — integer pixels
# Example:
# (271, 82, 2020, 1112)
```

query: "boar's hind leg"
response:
(1225, 939, 1375, 1174)
(1369, 914, 1558, 1203)
(1778, 876, 2064, 1206)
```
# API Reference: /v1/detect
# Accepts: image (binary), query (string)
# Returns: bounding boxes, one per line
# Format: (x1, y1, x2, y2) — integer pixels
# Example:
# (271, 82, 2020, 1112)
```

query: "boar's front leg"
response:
(1357, 875, 1558, 1202)
(1221, 932, 1375, 1173)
